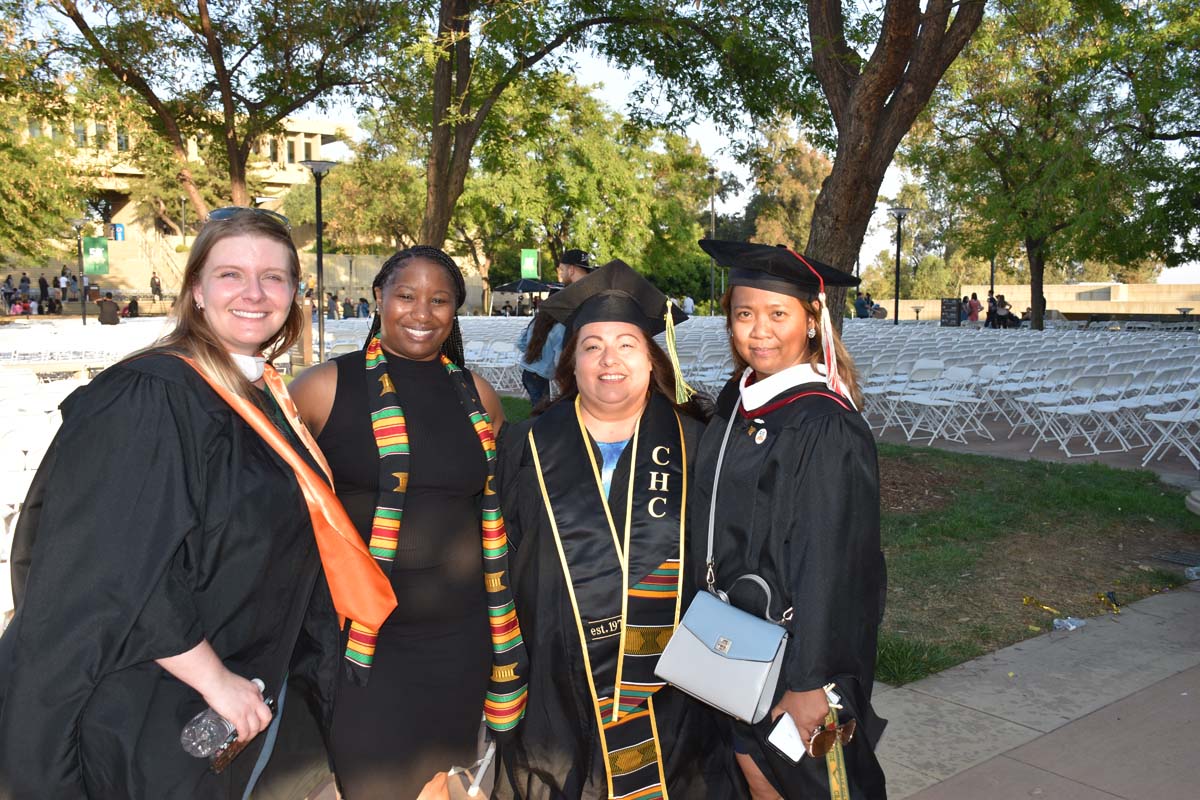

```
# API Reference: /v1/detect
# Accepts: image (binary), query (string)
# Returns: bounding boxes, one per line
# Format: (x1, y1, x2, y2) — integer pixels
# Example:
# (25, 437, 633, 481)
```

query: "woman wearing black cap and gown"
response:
(493, 259, 744, 799)
(692, 240, 888, 799)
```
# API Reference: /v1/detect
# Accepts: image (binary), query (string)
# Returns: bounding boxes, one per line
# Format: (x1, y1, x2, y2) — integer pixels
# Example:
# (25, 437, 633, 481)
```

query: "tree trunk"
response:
(804, 0, 986, 327)
(1025, 237, 1046, 331)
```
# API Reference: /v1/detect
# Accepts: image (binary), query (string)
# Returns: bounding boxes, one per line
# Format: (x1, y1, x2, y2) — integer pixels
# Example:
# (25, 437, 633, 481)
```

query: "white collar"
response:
(229, 352, 267, 382)
(738, 363, 827, 413)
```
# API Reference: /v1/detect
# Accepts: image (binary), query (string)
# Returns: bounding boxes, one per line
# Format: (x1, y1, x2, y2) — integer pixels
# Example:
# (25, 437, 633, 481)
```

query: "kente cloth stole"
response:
(353, 336, 528, 732)
(174, 356, 397, 633)
(528, 394, 687, 799)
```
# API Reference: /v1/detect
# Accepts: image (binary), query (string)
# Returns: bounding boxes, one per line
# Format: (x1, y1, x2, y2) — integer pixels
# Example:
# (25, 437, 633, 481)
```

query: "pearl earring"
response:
(807, 326, 816, 339)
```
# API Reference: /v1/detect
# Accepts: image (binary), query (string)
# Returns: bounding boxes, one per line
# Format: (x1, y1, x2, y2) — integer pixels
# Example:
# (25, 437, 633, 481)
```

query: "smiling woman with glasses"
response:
(0, 206, 394, 799)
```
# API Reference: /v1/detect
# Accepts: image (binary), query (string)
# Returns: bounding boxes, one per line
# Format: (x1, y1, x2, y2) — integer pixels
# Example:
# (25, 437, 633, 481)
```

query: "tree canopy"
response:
(16, 0, 395, 216)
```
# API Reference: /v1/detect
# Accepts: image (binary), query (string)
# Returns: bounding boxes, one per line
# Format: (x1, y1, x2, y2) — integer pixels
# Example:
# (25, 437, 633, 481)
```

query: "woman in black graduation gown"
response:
(289, 246, 528, 798)
(693, 240, 888, 800)
(494, 259, 743, 800)
(0, 208, 394, 798)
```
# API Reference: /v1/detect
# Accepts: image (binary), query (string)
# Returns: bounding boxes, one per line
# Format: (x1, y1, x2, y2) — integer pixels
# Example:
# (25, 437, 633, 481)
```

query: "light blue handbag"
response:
(654, 401, 792, 724)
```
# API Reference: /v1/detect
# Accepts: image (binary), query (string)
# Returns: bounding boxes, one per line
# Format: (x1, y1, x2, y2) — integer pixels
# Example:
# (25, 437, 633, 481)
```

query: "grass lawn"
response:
(874, 443, 1199, 684)
(497, 396, 1200, 685)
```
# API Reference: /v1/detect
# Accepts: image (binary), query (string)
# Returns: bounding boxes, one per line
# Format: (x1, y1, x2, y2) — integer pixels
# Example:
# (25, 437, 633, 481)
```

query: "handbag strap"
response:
(705, 389, 793, 625)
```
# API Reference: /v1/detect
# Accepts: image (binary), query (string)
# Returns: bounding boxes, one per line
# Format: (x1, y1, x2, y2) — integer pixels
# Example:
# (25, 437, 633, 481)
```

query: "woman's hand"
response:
(770, 688, 829, 746)
(201, 670, 273, 743)
(156, 641, 272, 742)
(416, 772, 451, 800)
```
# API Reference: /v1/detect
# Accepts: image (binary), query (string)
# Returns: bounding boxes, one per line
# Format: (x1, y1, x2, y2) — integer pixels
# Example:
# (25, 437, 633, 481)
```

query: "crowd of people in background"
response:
(2, 271, 71, 316)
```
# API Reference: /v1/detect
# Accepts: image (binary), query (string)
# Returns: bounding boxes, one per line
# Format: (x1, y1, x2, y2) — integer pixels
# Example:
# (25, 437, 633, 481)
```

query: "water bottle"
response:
(1184, 566, 1200, 581)
(180, 678, 264, 758)
(1052, 617, 1086, 632)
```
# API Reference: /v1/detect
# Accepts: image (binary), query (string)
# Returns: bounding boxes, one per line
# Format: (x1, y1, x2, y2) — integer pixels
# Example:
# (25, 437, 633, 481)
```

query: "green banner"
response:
(82, 236, 109, 275)
(520, 248, 539, 279)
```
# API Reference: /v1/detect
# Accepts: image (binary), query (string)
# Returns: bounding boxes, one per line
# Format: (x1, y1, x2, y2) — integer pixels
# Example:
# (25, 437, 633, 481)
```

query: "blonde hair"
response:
(721, 288, 864, 410)
(151, 210, 303, 402)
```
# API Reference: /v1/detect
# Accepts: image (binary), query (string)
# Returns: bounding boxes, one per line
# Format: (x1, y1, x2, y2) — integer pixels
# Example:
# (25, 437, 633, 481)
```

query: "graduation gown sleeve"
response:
(2, 366, 209, 796)
(0, 355, 329, 799)
(777, 412, 886, 695)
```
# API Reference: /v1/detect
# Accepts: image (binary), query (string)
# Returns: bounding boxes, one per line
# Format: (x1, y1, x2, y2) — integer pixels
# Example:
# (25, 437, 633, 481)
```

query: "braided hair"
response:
(365, 245, 467, 366)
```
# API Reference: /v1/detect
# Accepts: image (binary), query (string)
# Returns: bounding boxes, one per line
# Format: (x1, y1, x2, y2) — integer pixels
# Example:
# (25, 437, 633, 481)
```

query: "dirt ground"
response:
(878, 454, 1199, 658)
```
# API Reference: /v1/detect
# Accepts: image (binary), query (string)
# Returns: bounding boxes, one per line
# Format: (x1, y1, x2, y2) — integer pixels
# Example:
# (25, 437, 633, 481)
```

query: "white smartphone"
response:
(766, 712, 806, 764)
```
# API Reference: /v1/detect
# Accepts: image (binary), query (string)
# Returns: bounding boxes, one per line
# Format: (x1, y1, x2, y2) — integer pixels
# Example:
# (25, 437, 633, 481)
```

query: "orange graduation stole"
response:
(176, 355, 396, 633)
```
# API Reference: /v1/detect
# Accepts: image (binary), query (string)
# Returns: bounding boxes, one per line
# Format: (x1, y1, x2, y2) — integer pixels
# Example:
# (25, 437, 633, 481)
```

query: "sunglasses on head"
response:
(207, 206, 291, 231)
(806, 718, 856, 758)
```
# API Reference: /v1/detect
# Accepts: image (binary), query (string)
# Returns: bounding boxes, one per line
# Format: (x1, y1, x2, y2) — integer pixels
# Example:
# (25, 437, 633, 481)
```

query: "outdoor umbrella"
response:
(492, 278, 559, 294)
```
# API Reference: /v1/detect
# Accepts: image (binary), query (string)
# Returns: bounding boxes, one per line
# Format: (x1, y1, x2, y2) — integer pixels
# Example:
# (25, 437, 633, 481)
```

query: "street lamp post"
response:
(888, 207, 910, 326)
(347, 254, 355, 313)
(708, 166, 716, 315)
(180, 197, 187, 247)
(71, 218, 87, 325)
(300, 159, 338, 361)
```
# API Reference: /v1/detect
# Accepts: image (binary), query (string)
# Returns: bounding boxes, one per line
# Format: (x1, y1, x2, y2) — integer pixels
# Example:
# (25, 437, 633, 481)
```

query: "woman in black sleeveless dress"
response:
(290, 247, 520, 798)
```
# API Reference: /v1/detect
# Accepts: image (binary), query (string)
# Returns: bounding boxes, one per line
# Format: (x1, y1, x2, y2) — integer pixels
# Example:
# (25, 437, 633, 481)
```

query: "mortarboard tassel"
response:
(664, 305, 697, 405)
(791, 250, 858, 411)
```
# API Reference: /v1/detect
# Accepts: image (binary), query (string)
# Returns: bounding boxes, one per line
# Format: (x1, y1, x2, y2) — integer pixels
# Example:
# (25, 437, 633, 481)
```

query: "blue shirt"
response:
(517, 321, 565, 380)
(596, 439, 630, 498)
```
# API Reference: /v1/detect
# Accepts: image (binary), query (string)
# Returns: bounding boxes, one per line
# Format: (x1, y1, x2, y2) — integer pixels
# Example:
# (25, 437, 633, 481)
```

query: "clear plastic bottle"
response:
(1052, 617, 1086, 632)
(1184, 566, 1200, 581)
(180, 678, 264, 758)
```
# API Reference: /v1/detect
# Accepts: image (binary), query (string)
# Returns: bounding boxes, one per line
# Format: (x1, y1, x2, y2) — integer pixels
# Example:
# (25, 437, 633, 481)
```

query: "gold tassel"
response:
(664, 306, 696, 405)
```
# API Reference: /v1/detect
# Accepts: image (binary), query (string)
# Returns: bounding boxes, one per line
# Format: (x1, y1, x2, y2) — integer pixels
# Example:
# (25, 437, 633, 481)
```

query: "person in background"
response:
(960, 295, 970, 323)
(696, 240, 887, 799)
(0, 206, 393, 798)
(357, 297, 370, 318)
(968, 292, 982, 324)
(327, 292, 339, 320)
(986, 290, 997, 328)
(98, 291, 121, 325)
(342, 296, 355, 320)
(150, 271, 164, 303)
(854, 291, 870, 318)
(517, 250, 593, 409)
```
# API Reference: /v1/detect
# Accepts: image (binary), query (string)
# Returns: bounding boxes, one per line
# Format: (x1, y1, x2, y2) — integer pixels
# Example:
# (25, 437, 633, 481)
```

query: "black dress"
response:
(318, 350, 491, 799)
(692, 375, 888, 799)
(0, 353, 336, 799)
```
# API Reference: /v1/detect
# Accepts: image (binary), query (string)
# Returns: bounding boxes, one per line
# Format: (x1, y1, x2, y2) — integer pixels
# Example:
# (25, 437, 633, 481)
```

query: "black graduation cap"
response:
(559, 248, 594, 271)
(698, 239, 860, 301)
(539, 259, 687, 337)
(539, 259, 695, 402)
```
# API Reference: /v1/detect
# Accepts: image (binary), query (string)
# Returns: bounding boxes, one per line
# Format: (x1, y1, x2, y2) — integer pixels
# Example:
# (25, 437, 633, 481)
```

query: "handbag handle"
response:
(705, 379, 793, 626)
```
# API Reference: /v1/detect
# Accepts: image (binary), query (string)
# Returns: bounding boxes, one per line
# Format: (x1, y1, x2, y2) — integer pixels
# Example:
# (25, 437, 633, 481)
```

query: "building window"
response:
(94, 122, 109, 150)
(116, 128, 129, 151)
(28, 118, 42, 138)
(303, 140, 313, 162)
(74, 121, 88, 147)
(270, 139, 279, 163)
(286, 140, 295, 164)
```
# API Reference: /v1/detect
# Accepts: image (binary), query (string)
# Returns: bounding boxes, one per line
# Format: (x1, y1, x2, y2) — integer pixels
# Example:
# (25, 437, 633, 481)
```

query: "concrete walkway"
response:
(877, 581, 1200, 799)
